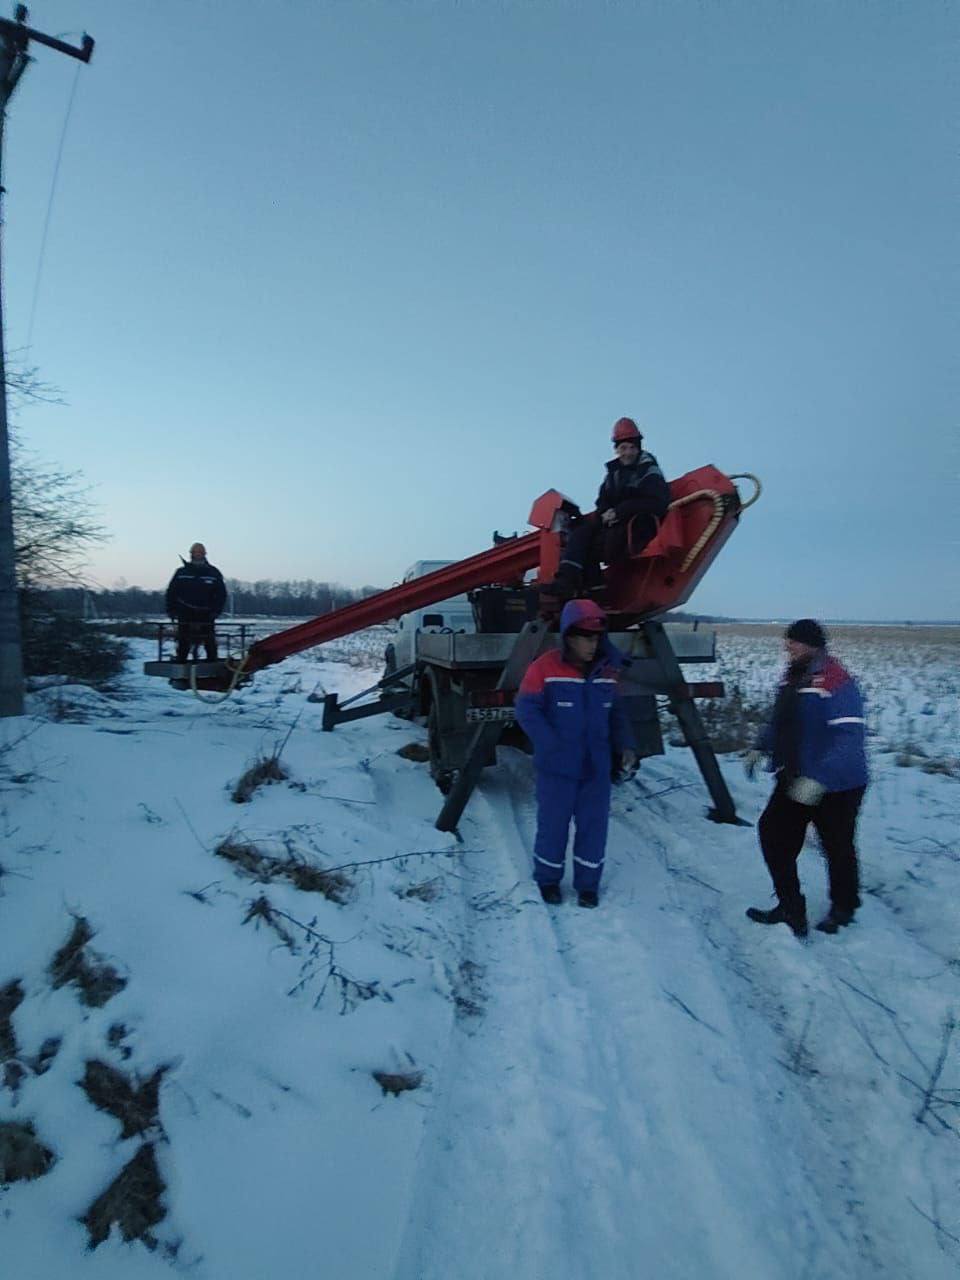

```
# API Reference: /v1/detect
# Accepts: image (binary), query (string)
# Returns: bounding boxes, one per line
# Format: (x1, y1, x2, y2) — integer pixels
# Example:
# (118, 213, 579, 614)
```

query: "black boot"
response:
(815, 906, 855, 934)
(746, 895, 808, 938)
(539, 883, 562, 905)
(541, 564, 582, 600)
(577, 890, 599, 909)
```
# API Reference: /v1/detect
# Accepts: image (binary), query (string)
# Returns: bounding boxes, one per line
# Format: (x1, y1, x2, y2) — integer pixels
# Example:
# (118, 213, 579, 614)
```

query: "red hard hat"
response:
(611, 417, 642, 444)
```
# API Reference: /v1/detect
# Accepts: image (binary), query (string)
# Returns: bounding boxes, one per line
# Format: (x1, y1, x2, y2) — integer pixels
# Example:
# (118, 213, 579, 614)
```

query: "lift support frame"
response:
(320, 619, 744, 833)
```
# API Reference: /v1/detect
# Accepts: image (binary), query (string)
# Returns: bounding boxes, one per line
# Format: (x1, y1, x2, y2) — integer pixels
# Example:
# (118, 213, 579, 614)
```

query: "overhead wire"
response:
(25, 56, 83, 350)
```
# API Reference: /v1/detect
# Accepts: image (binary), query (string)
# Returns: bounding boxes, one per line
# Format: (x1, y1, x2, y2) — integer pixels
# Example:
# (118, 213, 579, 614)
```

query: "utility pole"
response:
(0, 7, 93, 716)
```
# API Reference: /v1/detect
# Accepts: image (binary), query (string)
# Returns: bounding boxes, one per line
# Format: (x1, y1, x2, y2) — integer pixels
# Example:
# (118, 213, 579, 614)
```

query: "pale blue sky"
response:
(5, 1, 956, 618)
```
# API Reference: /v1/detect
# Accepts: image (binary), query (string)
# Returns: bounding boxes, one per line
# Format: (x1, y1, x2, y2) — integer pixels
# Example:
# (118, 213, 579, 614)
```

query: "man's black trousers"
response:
(758, 780, 865, 914)
(176, 617, 218, 662)
(561, 513, 659, 581)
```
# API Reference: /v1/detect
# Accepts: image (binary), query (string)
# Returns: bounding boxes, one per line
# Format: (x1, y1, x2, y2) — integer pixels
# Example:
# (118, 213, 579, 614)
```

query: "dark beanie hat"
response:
(786, 618, 827, 648)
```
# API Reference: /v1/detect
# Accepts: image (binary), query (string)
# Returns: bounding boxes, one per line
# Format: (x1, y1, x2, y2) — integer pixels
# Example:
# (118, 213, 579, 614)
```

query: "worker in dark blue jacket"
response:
(515, 599, 637, 908)
(745, 619, 868, 937)
(548, 417, 671, 597)
(165, 542, 227, 662)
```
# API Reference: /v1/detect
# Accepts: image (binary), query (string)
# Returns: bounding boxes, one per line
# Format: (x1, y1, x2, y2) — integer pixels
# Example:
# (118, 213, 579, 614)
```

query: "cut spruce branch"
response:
(906, 1195, 960, 1248)
(914, 1013, 958, 1131)
(323, 848, 459, 874)
(259, 904, 391, 1015)
(833, 978, 958, 1135)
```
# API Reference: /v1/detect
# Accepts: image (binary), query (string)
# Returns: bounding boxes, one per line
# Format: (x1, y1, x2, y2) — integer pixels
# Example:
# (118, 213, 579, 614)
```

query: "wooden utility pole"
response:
(0, 7, 93, 716)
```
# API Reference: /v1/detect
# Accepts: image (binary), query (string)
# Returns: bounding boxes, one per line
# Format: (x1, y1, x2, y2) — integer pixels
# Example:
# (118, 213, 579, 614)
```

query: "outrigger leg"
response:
(321, 663, 417, 731)
(643, 621, 746, 825)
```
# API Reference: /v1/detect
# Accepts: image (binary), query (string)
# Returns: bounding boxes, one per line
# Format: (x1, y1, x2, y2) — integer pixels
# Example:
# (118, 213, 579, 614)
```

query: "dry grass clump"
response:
(669, 686, 764, 755)
(0, 1120, 55, 1184)
(107, 1023, 133, 1059)
(49, 917, 127, 1008)
(231, 753, 289, 803)
(400, 878, 443, 903)
(396, 742, 430, 763)
(372, 1069, 424, 1097)
(1, 981, 60, 1094)
(81, 1142, 166, 1250)
(213, 837, 265, 877)
(452, 958, 486, 1021)
(32, 1036, 61, 1076)
(0, 978, 24, 1062)
(285, 860, 352, 901)
(216, 837, 352, 903)
(80, 1060, 166, 1140)
(894, 751, 959, 777)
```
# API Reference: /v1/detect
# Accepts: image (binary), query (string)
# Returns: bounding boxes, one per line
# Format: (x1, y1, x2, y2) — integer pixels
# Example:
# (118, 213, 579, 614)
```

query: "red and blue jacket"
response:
(515, 638, 635, 781)
(758, 653, 868, 793)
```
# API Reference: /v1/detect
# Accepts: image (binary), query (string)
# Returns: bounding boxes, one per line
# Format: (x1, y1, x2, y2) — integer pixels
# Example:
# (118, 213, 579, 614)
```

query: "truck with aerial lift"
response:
(145, 464, 760, 832)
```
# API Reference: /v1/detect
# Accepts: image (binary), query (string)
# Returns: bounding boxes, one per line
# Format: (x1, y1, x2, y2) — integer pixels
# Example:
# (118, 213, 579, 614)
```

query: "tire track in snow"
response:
(393, 757, 823, 1280)
(609, 786, 904, 1278)
(390, 794, 574, 1279)
(499, 766, 831, 1279)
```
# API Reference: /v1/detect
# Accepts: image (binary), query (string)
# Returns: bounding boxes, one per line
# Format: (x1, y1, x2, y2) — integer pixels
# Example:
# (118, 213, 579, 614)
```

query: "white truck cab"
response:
(387, 561, 477, 672)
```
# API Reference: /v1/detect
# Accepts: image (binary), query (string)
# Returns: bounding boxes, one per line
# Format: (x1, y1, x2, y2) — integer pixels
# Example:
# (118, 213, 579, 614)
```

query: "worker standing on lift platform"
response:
(165, 542, 227, 662)
(515, 599, 637, 908)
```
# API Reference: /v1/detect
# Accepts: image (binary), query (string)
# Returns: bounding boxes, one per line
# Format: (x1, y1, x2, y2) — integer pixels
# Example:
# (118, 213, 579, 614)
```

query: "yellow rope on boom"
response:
(189, 653, 250, 704)
(665, 472, 762, 574)
(666, 489, 724, 573)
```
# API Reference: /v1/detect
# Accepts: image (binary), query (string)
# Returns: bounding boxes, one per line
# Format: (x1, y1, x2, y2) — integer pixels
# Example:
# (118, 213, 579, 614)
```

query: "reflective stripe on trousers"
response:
(533, 768, 611, 892)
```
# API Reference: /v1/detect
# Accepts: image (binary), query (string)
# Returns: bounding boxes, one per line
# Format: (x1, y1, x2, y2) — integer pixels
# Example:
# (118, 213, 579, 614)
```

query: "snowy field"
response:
(706, 623, 960, 769)
(1, 624, 958, 1279)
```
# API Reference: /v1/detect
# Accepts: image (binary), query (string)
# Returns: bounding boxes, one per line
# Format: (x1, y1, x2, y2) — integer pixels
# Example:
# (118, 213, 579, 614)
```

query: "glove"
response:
(743, 749, 764, 780)
(788, 776, 826, 807)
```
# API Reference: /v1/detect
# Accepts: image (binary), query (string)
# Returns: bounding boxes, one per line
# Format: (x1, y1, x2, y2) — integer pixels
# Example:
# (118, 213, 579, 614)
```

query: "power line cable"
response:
(25, 56, 82, 350)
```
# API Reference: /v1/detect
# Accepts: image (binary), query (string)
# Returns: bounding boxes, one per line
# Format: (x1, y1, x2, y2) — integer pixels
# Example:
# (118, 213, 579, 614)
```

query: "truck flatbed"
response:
(414, 624, 716, 669)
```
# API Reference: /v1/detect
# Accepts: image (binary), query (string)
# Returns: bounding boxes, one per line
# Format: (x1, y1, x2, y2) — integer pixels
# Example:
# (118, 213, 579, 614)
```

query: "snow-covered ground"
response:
(706, 624, 960, 766)
(1, 626, 958, 1279)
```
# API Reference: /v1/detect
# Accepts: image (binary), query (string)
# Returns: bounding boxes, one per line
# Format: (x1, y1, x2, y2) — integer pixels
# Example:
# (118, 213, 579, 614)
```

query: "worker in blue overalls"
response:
(515, 599, 637, 908)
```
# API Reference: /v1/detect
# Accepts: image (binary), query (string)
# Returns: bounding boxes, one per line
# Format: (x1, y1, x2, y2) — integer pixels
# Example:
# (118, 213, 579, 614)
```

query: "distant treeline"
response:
(40, 580, 385, 618)
(35, 582, 738, 626)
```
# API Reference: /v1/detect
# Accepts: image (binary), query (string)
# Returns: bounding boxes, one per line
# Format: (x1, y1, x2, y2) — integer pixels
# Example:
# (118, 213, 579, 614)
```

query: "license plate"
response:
(466, 707, 516, 723)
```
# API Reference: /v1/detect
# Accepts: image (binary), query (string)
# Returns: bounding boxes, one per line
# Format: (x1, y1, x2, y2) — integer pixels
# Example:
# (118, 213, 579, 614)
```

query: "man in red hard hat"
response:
(548, 417, 670, 597)
(611, 416, 642, 444)
(515, 598, 637, 908)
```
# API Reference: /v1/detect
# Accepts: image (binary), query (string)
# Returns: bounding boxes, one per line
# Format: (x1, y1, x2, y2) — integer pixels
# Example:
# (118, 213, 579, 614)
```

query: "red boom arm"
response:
(243, 530, 546, 674)
(229, 470, 746, 679)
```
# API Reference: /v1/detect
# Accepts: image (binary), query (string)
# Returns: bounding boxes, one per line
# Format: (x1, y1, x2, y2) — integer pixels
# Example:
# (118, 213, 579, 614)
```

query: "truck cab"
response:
(386, 561, 476, 674)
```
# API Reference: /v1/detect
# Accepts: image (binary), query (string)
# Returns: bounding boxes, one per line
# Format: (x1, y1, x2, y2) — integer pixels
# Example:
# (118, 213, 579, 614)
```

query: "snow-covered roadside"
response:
(1, 635, 958, 1279)
(393, 748, 959, 1280)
